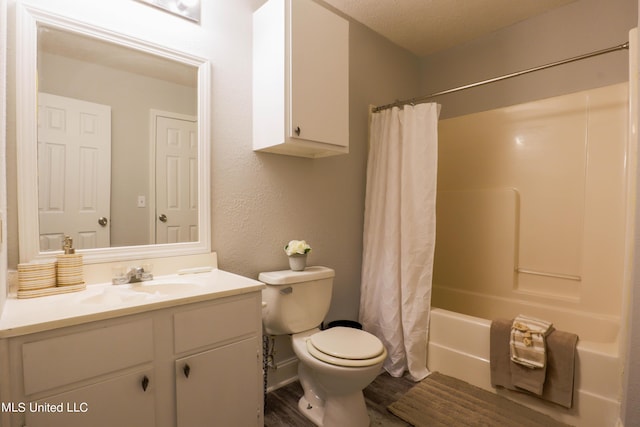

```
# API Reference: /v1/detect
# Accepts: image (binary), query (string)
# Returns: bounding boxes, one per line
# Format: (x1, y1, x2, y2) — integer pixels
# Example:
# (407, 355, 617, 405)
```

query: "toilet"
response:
(260, 266, 387, 427)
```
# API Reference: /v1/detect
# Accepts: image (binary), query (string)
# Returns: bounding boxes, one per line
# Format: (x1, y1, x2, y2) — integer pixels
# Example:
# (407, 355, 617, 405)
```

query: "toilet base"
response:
(297, 391, 370, 427)
(298, 396, 324, 426)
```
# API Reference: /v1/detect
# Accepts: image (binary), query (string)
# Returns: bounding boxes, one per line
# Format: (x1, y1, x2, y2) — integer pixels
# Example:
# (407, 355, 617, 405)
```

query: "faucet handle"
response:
(140, 263, 154, 281)
(128, 266, 143, 277)
(112, 265, 128, 285)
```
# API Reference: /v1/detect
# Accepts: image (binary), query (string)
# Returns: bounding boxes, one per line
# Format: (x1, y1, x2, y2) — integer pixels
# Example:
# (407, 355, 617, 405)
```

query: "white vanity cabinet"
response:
(253, 0, 349, 158)
(0, 291, 264, 427)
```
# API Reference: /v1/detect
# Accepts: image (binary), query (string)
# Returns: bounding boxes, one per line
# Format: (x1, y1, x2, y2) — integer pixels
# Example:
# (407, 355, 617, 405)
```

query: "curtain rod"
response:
(372, 41, 630, 113)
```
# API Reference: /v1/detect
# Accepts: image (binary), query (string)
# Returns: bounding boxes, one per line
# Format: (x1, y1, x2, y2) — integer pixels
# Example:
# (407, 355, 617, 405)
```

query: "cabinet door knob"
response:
(141, 375, 150, 392)
(294, 126, 301, 136)
(183, 363, 191, 378)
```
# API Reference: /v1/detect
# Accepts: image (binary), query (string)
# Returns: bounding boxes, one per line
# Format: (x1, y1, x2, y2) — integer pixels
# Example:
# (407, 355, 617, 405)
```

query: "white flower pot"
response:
(289, 254, 307, 271)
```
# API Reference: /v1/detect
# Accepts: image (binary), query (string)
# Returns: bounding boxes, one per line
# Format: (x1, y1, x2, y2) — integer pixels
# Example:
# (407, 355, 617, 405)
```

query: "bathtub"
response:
(427, 307, 621, 427)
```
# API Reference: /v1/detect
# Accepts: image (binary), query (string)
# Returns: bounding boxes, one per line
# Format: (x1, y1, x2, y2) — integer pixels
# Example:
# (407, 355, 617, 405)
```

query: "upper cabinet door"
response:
(253, 0, 349, 158)
(289, 0, 349, 148)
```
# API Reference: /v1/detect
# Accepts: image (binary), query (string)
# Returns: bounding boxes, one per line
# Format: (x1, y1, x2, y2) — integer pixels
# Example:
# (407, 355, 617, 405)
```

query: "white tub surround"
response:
(435, 83, 630, 340)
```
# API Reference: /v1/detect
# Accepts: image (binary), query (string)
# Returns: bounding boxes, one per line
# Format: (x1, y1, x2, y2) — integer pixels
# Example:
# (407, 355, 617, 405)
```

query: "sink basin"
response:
(127, 281, 205, 295)
(77, 288, 155, 305)
(75, 280, 207, 307)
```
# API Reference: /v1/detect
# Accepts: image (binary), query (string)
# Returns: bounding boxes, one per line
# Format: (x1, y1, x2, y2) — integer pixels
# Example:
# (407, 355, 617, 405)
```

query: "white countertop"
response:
(0, 269, 265, 338)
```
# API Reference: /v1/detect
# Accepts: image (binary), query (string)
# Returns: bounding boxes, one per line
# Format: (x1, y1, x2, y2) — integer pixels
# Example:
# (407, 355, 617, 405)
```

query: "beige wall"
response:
(420, 0, 637, 119)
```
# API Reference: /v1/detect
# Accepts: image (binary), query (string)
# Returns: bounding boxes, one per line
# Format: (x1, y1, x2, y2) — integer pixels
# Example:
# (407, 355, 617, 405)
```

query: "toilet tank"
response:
(259, 266, 335, 335)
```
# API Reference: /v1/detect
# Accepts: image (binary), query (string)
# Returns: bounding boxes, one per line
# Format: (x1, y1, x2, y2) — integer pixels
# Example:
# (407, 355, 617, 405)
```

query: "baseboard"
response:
(266, 356, 299, 392)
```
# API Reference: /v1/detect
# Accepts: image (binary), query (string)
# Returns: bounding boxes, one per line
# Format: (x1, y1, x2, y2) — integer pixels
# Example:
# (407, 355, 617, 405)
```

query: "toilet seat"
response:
(306, 327, 387, 367)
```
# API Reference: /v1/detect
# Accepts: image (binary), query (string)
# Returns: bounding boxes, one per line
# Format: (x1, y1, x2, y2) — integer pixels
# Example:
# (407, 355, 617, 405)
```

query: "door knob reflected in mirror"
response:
(158, 214, 168, 223)
(98, 217, 108, 227)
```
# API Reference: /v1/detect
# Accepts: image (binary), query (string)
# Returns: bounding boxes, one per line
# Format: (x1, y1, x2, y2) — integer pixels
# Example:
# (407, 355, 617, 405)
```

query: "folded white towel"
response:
(510, 315, 553, 369)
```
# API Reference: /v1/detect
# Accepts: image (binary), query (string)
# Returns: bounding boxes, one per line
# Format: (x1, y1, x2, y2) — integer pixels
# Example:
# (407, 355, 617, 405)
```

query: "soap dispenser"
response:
(56, 235, 84, 286)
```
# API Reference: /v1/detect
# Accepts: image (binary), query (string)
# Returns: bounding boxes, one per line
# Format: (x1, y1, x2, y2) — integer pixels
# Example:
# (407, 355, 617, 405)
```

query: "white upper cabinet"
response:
(253, 0, 349, 158)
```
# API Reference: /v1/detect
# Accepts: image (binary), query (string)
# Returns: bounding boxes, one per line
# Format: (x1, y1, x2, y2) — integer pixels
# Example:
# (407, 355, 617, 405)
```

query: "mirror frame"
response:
(16, 4, 211, 264)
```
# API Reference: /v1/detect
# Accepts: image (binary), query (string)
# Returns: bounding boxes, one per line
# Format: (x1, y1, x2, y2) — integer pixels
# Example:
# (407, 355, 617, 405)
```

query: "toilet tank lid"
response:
(258, 266, 335, 285)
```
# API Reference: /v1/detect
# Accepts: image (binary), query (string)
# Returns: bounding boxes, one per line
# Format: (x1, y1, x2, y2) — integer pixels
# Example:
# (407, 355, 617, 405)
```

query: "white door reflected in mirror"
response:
(154, 113, 198, 244)
(38, 93, 111, 251)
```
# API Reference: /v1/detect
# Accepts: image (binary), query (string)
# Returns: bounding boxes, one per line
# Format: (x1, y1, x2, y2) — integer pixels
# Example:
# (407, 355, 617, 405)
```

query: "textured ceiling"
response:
(322, 0, 577, 56)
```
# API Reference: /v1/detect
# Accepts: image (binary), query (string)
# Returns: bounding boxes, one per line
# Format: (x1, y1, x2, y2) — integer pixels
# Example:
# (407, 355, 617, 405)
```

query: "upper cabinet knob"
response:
(294, 126, 301, 136)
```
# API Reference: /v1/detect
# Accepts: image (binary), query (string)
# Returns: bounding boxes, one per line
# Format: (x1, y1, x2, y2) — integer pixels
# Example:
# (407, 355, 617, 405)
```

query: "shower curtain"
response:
(359, 103, 439, 381)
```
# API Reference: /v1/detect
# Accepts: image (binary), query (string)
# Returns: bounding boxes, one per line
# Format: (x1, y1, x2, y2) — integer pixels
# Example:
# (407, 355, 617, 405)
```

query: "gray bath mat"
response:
(388, 372, 573, 427)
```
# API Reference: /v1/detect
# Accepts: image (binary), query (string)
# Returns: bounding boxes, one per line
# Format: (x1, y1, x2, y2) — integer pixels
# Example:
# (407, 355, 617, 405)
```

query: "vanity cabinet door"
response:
(24, 368, 156, 427)
(175, 336, 263, 427)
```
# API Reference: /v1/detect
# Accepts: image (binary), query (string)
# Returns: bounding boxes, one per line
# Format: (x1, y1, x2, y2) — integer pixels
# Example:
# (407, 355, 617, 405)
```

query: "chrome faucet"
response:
(112, 266, 153, 285)
(127, 267, 146, 283)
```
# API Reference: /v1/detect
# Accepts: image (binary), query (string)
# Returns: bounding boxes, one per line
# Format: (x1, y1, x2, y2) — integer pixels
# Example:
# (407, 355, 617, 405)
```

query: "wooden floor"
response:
(264, 372, 416, 427)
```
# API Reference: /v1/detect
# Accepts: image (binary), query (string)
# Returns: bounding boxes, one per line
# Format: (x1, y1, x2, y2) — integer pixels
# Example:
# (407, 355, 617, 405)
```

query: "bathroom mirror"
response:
(17, 5, 211, 264)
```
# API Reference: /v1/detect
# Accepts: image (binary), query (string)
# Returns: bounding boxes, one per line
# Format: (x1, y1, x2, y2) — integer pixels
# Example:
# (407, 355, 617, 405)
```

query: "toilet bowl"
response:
(291, 328, 387, 427)
(259, 266, 388, 427)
